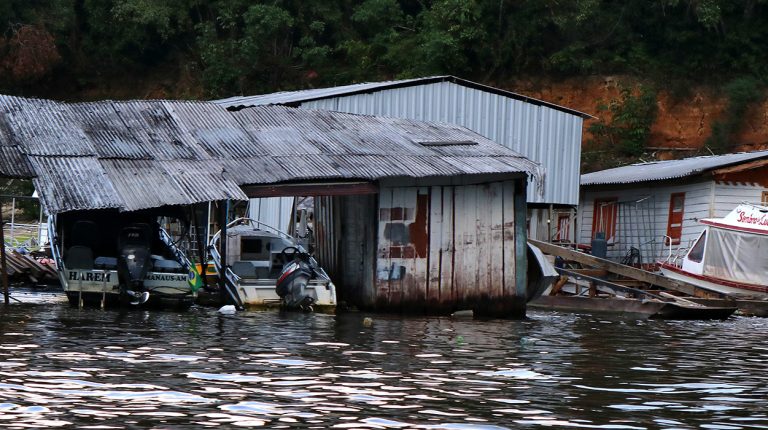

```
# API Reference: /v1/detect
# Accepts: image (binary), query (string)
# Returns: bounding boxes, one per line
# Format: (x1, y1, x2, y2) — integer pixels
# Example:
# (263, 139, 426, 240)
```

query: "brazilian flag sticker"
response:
(188, 266, 203, 292)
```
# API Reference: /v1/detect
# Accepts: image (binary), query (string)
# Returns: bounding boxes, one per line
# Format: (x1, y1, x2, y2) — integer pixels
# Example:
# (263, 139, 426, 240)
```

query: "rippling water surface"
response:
(1, 296, 768, 429)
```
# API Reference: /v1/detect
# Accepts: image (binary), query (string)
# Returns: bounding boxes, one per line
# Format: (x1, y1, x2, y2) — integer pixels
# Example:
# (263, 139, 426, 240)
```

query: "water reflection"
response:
(0, 302, 767, 428)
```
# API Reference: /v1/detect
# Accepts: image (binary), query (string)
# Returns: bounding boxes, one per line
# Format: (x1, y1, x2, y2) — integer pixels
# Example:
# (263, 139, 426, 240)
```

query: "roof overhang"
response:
(242, 181, 378, 197)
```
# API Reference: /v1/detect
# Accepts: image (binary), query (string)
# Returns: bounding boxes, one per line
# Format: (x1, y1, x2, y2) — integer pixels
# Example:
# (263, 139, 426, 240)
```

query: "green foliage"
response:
(586, 85, 659, 171)
(705, 76, 764, 153)
(0, 0, 766, 100)
(0, 179, 39, 221)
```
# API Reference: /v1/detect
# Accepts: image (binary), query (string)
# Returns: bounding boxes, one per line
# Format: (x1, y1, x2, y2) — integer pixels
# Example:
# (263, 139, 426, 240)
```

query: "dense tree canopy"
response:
(1, 0, 766, 98)
(0, 0, 765, 173)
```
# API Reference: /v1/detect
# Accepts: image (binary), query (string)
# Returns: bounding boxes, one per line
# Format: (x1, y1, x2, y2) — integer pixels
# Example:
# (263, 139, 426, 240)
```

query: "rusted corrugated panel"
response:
(101, 159, 193, 211)
(218, 157, 292, 184)
(313, 196, 339, 279)
(158, 160, 247, 203)
(582, 150, 768, 185)
(109, 101, 206, 161)
(273, 154, 343, 181)
(0, 146, 33, 178)
(375, 182, 523, 316)
(232, 107, 327, 156)
(1, 96, 95, 156)
(0, 95, 540, 215)
(70, 103, 153, 159)
(29, 156, 122, 214)
(164, 101, 266, 158)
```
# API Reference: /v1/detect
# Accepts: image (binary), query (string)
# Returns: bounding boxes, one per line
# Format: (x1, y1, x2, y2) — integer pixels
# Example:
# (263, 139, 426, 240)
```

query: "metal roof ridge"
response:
(213, 75, 592, 119)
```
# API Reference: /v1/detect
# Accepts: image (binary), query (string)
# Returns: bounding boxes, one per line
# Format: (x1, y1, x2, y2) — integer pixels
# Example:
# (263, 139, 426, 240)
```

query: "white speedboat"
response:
(209, 218, 336, 312)
(659, 203, 768, 298)
(49, 209, 199, 309)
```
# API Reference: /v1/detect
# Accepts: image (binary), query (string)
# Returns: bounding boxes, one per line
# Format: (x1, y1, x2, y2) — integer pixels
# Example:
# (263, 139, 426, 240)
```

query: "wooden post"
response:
(218, 200, 228, 299)
(514, 179, 528, 316)
(0, 203, 9, 305)
(9, 197, 15, 246)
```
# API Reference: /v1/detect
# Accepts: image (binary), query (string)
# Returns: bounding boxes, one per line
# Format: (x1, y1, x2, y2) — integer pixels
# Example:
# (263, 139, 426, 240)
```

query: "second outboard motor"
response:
(117, 223, 152, 305)
(275, 246, 317, 311)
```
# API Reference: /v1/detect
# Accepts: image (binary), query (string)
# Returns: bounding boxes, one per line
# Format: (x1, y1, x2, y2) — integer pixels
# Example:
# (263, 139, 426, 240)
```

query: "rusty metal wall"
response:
(373, 180, 522, 316)
(313, 196, 339, 281)
(337, 194, 377, 305)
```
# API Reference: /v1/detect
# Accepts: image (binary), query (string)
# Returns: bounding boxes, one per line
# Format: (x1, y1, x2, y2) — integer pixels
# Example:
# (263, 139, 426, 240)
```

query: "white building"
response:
(215, 76, 590, 240)
(577, 151, 768, 265)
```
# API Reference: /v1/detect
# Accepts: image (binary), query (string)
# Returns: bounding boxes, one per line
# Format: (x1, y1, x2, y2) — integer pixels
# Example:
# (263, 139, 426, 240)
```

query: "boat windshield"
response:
(703, 227, 768, 285)
(687, 231, 706, 263)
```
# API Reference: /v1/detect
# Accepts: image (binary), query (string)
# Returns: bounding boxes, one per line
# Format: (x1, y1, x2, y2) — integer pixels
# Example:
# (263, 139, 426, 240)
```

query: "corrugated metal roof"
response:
(214, 75, 592, 119)
(581, 151, 768, 186)
(0, 96, 538, 215)
(214, 77, 585, 206)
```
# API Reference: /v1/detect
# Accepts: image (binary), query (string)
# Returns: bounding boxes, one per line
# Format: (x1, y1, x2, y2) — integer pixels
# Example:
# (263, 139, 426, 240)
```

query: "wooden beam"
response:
(529, 239, 724, 298)
(242, 181, 378, 198)
(712, 158, 768, 175)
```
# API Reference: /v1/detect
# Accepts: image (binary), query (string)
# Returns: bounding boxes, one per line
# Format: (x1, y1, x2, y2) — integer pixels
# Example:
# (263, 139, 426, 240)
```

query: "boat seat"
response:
(232, 261, 258, 278)
(65, 246, 94, 270)
(152, 258, 183, 272)
(94, 256, 118, 270)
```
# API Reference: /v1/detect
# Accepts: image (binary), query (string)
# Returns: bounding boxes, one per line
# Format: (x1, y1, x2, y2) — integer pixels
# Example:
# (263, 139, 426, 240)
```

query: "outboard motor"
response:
(275, 246, 317, 311)
(117, 223, 152, 305)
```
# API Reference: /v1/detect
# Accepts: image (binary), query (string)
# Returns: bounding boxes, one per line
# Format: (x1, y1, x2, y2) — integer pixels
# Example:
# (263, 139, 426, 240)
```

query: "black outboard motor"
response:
(275, 246, 317, 311)
(117, 223, 152, 305)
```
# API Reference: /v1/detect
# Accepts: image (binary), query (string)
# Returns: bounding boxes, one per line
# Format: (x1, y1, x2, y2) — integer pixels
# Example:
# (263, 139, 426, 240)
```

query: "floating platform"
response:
(530, 295, 736, 320)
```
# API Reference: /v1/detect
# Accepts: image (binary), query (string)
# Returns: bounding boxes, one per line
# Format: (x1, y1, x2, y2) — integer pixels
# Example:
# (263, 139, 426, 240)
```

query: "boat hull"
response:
(61, 268, 196, 309)
(659, 263, 768, 298)
(235, 279, 337, 313)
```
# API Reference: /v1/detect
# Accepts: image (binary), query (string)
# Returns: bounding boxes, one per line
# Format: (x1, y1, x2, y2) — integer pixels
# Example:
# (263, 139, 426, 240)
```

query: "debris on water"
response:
(363, 317, 373, 327)
(218, 305, 236, 315)
(451, 309, 474, 318)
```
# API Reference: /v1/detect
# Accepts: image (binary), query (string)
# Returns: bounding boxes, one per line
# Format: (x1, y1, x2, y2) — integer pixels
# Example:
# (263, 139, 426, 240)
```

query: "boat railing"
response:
(739, 201, 768, 210)
(662, 234, 693, 267)
(210, 217, 295, 245)
(159, 227, 195, 275)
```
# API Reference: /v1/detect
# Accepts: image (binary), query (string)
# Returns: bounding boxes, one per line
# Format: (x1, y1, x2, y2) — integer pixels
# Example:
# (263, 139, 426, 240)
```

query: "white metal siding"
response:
(302, 81, 583, 206)
(247, 197, 294, 233)
(712, 182, 768, 217)
(578, 181, 713, 263)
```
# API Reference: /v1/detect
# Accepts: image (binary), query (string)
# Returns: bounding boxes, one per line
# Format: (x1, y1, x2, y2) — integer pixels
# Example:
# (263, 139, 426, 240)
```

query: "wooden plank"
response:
(428, 186, 443, 304)
(452, 185, 465, 299)
(489, 182, 504, 299)
(569, 269, 609, 278)
(390, 187, 407, 307)
(659, 291, 705, 307)
(439, 186, 455, 304)
(529, 239, 723, 298)
(513, 180, 527, 301)
(476, 184, 490, 300)
(376, 187, 393, 305)
(456, 185, 478, 302)
(502, 180, 516, 296)
(406, 187, 429, 307)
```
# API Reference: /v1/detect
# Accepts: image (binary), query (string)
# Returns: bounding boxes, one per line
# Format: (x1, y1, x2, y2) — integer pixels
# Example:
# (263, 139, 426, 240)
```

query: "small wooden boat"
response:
(48, 209, 198, 309)
(530, 268, 737, 320)
(209, 218, 337, 312)
(527, 239, 737, 320)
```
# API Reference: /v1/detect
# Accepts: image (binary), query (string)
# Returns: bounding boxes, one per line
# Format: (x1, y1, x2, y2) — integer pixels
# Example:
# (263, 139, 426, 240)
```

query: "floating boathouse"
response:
(0, 95, 540, 317)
